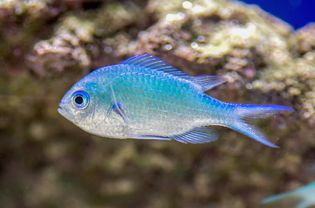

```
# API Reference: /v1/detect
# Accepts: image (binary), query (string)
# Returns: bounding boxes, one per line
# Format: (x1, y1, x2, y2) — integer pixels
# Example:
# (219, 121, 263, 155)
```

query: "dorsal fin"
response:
(121, 54, 188, 77)
(191, 75, 225, 91)
(121, 54, 225, 91)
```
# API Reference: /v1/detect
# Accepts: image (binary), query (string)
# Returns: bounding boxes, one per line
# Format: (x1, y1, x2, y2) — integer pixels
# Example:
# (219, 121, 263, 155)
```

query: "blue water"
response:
(240, 0, 315, 29)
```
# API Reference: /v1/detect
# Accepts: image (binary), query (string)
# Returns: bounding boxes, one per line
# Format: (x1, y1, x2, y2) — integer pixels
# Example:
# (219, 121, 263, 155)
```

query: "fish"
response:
(262, 181, 315, 208)
(58, 54, 292, 147)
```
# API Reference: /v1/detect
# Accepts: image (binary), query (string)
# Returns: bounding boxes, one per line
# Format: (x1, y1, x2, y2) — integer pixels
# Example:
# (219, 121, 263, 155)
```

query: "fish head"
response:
(58, 78, 103, 131)
(58, 68, 127, 138)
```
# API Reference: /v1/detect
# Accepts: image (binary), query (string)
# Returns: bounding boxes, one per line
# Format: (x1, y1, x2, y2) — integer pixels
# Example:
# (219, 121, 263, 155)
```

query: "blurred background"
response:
(0, 0, 315, 208)
(241, 0, 315, 29)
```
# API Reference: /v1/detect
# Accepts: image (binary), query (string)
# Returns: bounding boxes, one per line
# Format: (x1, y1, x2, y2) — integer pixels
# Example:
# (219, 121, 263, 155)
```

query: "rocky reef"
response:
(1, 0, 315, 207)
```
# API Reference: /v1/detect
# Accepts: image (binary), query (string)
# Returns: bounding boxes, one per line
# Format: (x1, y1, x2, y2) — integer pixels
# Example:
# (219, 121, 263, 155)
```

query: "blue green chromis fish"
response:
(58, 54, 292, 148)
(262, 181, 315, 208)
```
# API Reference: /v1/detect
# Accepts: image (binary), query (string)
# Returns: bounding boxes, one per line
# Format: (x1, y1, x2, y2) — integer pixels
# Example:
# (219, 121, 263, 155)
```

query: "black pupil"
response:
(74, 95, 84, 105)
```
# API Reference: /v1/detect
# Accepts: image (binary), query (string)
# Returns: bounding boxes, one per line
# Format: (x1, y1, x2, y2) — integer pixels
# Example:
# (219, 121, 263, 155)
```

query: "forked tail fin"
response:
(228, 104, 293, 148)
(262, 191, 296, 204)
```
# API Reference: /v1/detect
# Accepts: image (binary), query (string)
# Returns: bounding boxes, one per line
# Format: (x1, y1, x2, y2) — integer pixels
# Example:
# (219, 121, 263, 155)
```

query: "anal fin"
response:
(132, 127, 218, 144)
(173, 127, 218, 144)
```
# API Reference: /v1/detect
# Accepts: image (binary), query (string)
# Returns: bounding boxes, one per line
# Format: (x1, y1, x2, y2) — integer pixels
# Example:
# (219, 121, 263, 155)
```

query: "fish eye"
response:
(74, 96, 83, 105)
(72, 90, 89, 109)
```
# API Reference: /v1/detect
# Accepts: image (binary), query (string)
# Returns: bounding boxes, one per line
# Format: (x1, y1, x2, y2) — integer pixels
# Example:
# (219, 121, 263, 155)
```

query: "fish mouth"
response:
(57, 107, 64, 115)
(57, 106, 73, 121)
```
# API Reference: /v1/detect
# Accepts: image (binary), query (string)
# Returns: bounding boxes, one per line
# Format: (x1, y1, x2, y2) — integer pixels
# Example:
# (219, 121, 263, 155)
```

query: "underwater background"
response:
(0, 0, 315, 208)
(240, 0, 315, 29)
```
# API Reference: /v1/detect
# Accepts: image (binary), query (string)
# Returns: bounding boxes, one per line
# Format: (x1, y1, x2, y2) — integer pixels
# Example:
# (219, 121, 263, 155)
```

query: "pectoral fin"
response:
(107, 84, 129, 123)
(107, 102, 128, 123)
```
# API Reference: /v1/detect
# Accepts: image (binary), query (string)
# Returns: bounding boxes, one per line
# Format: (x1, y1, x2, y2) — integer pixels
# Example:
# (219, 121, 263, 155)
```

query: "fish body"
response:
(58, 54, 292, 147)
(262, 182, 315, 208)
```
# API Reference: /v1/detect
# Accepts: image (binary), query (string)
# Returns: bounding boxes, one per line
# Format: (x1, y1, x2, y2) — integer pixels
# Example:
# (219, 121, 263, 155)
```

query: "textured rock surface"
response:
(0, 0, 314, 208)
